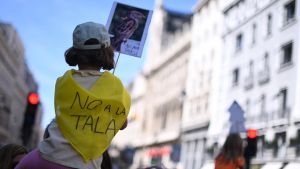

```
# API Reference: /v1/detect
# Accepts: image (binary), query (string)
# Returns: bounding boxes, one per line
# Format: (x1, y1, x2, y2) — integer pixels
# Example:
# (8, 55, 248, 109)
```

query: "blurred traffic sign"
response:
(228, 101, 246, 133)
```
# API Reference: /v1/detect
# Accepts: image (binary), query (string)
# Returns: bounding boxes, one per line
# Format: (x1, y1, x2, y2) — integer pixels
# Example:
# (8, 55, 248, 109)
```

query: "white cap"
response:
(72, 22, 110, 50)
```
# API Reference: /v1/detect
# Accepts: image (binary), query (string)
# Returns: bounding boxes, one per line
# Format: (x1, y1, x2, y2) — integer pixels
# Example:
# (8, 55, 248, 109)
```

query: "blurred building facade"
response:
(136, 0, 192, 167)
(113, 0, 300, 168)
(0, 22, 43, 148)
(112, 0, 192, 168)
(111, 73, 147, 168)
(207, 0, 300, 166)
(180, 0, 224, 168)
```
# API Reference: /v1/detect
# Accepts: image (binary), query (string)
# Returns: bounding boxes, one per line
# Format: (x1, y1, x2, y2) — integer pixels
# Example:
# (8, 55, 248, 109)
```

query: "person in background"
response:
(0, 144, 27, 169)
(215, 133, 245, 169)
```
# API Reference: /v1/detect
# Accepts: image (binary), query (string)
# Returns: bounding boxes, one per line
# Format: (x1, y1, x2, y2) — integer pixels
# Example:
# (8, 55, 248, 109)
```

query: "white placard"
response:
(106, 2, 153, 58)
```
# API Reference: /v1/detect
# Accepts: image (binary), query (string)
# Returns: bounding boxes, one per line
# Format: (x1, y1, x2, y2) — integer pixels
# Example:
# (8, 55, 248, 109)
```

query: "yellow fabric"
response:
(54, 69, 131, 162)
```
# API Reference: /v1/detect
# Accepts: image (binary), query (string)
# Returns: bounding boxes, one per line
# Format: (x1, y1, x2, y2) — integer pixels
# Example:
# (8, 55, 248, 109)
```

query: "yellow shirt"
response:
(55, 69, 131, 162)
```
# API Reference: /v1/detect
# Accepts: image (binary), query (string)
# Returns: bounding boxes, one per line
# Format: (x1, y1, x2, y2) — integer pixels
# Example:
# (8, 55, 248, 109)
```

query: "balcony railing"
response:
(283, 17, 296, 28)
(271, 107, 290, 120)
(245, 108, 290, 126)
(244, 75, 254, 90)
(258, 68, 270, 85)
(246, 112, 268, 125)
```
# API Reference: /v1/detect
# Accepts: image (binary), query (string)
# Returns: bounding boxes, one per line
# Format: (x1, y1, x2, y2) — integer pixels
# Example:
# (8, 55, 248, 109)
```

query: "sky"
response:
(0, 0, 197, 128)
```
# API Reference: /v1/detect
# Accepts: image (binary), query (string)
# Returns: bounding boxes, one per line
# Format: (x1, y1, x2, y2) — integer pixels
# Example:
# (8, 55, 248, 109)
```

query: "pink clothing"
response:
(15, 149, 74, 169)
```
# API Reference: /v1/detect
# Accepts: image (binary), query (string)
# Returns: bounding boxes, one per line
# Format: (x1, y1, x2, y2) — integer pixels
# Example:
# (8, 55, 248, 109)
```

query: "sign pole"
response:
(113, 52, 121, 74)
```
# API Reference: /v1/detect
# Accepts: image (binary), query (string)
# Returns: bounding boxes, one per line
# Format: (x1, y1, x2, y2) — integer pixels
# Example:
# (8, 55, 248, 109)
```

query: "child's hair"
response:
(65, 46, 115, 70)
(64, 22, 115, 70)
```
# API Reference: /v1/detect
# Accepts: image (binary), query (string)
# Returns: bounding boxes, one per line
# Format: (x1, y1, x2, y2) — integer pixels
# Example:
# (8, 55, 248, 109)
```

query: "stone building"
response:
(0, 22, 42, 148)
(112, 0, 300, 168)
(112, 0, 192, 168)
(207, 0, 300, 167)
(111, 73, 147, 168)
(180, 0, 224, 168)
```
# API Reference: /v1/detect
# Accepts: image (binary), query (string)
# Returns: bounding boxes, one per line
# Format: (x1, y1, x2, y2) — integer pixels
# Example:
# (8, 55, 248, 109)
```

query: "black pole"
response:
(245, 156, 251, 169)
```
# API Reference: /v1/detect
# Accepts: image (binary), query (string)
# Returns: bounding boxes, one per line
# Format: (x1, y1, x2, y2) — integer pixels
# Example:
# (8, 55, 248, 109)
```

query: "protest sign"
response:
(106, 2, 152, 57)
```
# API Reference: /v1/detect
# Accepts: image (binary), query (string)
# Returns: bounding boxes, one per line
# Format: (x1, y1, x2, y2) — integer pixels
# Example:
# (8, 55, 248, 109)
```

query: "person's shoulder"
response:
(104, 71, 123, 84)
(56, 70, 73, 81)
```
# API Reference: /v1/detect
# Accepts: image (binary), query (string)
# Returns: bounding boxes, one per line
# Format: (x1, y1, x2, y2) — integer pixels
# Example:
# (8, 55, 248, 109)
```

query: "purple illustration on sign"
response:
(106, 2, 153, 58)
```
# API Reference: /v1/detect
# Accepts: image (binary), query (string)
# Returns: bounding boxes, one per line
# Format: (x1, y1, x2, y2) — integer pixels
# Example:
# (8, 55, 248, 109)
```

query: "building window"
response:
(236, 33, 243, 51)
(245, 61, 254, 89)
(161, 111, 167, 129)
(277, 88, 288, 119)
(279, 88, 288, 111)
(290, 130, 300, 156)
(246, 99, 250, 114)
(281, 42, 293, 67)
(0, 93, 10, 115)
(196, 103, 201, 114)
(284, 0, 296, 25)
(200, 72, 203, 87)
(275, 132, 286, 158)
(232, 68, 239, 86)
(260, 94, 266, 116)
(258, 53, 270, 85)
(252, 24, 256, 44)
(204, 93, 209, 112)
(245, 99, 251, 120)
(264, 53, 269, 69)
(249, 61, 254, 75)
(257, 136, 265, 158)
(267, 14, 272, 35)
